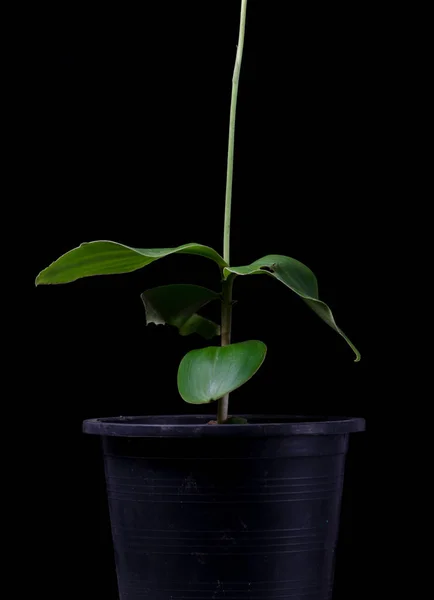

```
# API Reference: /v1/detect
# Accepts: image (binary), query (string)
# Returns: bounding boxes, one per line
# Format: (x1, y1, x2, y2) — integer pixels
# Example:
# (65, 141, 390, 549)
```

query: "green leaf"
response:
(224, 417, 248, 424)
(178, 314, 220, 339)
(141, 284, 220, 339)
(224, 255, 360, 362)
(35, 241, 227, 285)
(177, 340, 267, 404)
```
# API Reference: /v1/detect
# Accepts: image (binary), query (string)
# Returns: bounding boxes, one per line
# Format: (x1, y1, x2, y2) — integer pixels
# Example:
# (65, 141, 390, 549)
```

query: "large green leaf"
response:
(177, 340, 267, 404)
(35, 241, 227, 285)
(224, 255, 360, 362)
(141, 284, 220, 339)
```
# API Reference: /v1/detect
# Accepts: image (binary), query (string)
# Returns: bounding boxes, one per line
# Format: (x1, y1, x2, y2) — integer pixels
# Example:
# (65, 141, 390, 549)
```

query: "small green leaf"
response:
(224, 417, 248, 424)
(178, 314, 220, 339)
(141, 284, 220, 339)
(224, 255, 360, 362)
(177, 340, 267, 404)
(35, 241, 227, 285)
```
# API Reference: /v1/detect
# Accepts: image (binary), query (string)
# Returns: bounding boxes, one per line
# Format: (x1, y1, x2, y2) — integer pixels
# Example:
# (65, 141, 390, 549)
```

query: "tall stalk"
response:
(218, 0, 248, 424)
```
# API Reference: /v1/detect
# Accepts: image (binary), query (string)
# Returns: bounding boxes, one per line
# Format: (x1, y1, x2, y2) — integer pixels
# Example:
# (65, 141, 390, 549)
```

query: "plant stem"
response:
(218, 275, 234, 423)
(218, 0, 248, 424)
(223, 0, 248, 266)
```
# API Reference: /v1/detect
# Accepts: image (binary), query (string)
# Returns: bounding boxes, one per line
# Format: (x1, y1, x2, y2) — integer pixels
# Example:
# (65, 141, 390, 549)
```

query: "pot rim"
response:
(83, 414, 366, 438)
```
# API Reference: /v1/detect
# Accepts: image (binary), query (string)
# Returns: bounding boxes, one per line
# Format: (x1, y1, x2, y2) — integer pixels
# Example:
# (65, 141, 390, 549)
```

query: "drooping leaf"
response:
(35, 241, 227, 285)
(141, 284, 220, 339)
(224, 255, 360, 362)
(177, 340, 267, 404)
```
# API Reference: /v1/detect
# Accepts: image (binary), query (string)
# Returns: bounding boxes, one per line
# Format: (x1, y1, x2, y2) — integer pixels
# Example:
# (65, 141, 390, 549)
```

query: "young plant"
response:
(35, 0, 360, 424)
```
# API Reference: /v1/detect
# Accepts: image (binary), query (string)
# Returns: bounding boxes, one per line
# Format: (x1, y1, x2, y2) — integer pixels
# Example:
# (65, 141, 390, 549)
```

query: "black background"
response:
(26, 1, 391, 598)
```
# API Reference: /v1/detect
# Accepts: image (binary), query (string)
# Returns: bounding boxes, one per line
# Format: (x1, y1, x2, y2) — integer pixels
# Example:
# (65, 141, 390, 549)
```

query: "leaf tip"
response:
(35, 271, 46, 286)
(254, 339, 268, 359)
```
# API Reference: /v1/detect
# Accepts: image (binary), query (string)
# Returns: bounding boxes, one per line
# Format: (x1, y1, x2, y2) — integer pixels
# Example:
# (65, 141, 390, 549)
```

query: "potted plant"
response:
(36, 1, 365, 598)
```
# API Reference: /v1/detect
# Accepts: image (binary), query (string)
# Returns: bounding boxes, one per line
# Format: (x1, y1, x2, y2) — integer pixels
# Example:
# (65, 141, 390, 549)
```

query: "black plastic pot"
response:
(83, 414, 365, 599)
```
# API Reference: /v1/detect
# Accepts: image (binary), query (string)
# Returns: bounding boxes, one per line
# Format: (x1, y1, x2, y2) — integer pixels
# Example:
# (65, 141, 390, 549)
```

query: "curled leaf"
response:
(225, 255, 360, 362)
(141, 284, 220, 339)
(178, 314, 220, 339)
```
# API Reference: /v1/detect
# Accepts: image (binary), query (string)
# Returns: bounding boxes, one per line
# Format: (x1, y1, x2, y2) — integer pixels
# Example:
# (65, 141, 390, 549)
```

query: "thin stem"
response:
(223, 0, 248, 266)
(218, 275, 234, 423)
(218, 0, 248, 424)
